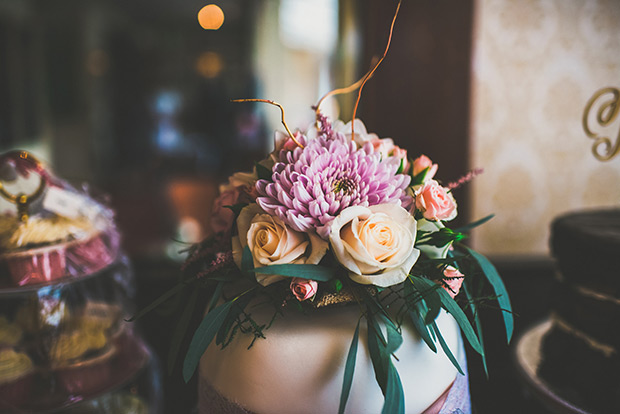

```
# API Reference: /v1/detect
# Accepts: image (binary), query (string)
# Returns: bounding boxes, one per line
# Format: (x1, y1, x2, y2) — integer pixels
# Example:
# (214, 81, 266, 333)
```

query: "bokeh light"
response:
(195, 51, 224, 79)
(197, 4, 224, 30)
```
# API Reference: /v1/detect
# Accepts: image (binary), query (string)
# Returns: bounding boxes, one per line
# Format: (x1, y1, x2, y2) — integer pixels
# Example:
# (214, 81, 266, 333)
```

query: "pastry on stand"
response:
(0, 151, 161, 413)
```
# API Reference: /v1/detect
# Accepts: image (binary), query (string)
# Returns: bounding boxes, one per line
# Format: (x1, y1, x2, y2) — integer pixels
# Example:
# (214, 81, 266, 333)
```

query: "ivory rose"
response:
(290, 278, 318, 301)
(414, 180, 457, 221)
(440, 266, 465, 298)
(412, 155, 438, 181)
(232, 204, 328, 286)
(329, 204, 420, 287)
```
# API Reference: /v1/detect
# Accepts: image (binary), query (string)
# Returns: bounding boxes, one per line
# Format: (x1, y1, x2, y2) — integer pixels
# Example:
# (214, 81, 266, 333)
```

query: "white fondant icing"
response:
(199, 302, 462, 414)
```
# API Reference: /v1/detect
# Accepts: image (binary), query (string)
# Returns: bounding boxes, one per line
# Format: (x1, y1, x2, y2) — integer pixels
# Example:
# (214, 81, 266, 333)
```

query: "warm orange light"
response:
(197, 4, 224, 30)
(195, 52, 223, 78)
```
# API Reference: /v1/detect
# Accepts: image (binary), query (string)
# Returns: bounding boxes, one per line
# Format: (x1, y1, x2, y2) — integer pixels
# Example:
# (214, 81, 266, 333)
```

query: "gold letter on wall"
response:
(583, 87, 620, 161)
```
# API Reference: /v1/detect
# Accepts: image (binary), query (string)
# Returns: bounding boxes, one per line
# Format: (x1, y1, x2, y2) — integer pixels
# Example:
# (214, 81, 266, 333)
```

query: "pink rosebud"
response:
(440, 266, 465, 298)
(210, 188, 241, 233)
(412, 155, 438, 181)
(283, 132, 304, 151)
(415, 180, 457, 221)
(290, 277, 318, 301)
(391, 146, 410, 173)
(370, 138, 395, 159)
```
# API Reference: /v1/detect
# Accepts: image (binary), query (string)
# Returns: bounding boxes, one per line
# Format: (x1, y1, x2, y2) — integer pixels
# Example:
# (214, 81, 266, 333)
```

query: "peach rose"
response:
(412, 155, 438, 181)
(414, 180, 457, 221)
(440, 266, 464, 298)
(290, 278, 318, 301)
(329, 204, 420, 287)
(232, 204, 328, 286)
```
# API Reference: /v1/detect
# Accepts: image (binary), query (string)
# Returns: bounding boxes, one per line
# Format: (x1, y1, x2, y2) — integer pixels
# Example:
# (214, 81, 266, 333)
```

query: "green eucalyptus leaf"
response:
(378, 312, 403, 355)
(207, 281, 225, 313)
(215, 292, 255, 346)
(453, 214, 495, 233)
(409, 276, 441, 324)
(408, 308, 437, 353)
(168, 287, 199, 374)
(367, 313, 389, 396)
(338, 318, 361, 414)
(253, 263, 335, 281)
(436, 287, 484, 356)
(126, 280, 190, 322)
(183, 300, 233, 382)
(382, 362, 405, 414)
(463, 282, 488, 377)
(466, 248, 513, 343)
(431, 321, 464, 375)
(242, 246, 254, 273)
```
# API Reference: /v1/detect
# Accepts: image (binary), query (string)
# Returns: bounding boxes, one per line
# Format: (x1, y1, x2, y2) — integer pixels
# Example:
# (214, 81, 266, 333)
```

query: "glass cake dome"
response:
(0, 151, 161, 413)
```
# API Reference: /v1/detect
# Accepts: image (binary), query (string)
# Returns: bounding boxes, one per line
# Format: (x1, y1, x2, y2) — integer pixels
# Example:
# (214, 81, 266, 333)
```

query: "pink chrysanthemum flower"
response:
(256, 119, 412, 238)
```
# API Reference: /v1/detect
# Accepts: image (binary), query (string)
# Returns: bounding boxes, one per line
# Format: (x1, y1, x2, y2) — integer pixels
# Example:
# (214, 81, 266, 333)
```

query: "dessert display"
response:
(0, 151, 161, 413)
(538, 208, 620, 413)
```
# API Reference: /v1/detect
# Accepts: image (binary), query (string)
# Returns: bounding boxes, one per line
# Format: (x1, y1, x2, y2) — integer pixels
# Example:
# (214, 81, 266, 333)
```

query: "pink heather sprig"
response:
(313, 109, 334, 140)
(196, 251, 234, 279)
(446, 168, 484, 190)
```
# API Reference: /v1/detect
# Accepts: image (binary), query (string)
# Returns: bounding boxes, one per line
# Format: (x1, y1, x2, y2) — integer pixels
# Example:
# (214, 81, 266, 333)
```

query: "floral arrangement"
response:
(133, 104, 513, 414)
(131, 4, 512, 413)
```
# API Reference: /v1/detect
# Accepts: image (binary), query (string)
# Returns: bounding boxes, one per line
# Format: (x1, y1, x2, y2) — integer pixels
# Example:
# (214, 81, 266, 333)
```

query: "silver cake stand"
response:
(514, 319, 591, 414)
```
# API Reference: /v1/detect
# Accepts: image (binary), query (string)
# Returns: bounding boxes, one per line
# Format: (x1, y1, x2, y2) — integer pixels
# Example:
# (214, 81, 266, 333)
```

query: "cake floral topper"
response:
(583, 86, 620, 161)
(132, 2, 513, 413)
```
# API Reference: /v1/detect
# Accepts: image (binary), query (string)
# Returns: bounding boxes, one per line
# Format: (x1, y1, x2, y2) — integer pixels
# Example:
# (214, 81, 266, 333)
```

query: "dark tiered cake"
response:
(539, 208, 620, 413)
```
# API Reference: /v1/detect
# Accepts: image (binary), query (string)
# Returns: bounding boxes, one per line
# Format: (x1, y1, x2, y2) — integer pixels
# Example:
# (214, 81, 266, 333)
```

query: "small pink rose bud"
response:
(440, 266, 465, 298)
(290, 277, 318, 301)
(412, 155, 438, 181)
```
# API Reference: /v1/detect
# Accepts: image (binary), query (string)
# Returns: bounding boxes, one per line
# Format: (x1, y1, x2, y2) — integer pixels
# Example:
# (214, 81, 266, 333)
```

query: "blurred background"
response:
(0, 0, 618, 412)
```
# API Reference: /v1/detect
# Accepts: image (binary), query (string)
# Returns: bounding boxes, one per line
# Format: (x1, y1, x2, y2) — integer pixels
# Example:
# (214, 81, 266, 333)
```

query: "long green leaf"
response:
(436, 287, 484, 356)
(466, 248, 513, 343)
(215, 292, 255, 346)
(366, 313, 389, 396)
(207, 281, 224, 313)
(126, 280, 189, 322)
(338, 319, 361, 414)
(431, 321, 464, 375)
(183, 300, 233, 382)
(382, 362, 405, 414)
(409, 276, 441, 324)
(378, 312, 403, 355)
(463, 281, 488, 377)
(408, 308, 437, 353)
(253, 263, 335, 281)
(242, 246, 254, 272)
(453, 214, 495, 233)
(167, 287, 200, 374)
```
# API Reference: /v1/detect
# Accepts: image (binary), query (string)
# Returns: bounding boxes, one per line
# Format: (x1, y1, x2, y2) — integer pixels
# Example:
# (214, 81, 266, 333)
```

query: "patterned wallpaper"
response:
(470, 0, 620, 255)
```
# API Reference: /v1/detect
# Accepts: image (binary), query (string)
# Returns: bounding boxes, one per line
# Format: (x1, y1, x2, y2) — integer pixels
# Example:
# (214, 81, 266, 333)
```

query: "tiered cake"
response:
(539, 208, 620, 412)
(0, 151, 160, 413)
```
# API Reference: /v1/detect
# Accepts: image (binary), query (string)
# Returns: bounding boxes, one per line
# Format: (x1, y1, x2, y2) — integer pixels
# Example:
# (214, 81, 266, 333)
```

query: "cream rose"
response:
(232, 204, 328, 286)
(329, 204, 419, 287)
